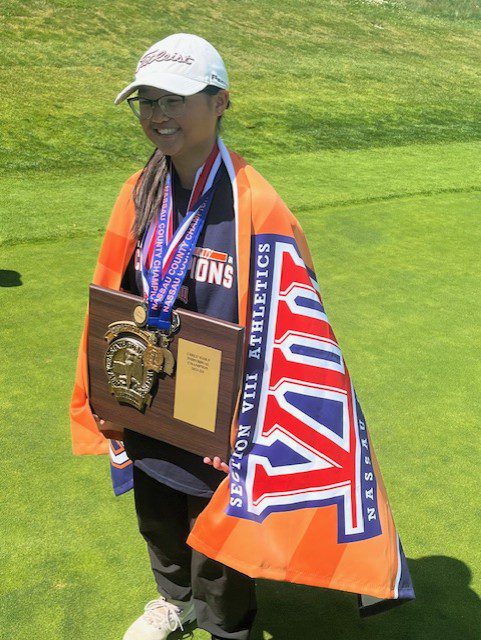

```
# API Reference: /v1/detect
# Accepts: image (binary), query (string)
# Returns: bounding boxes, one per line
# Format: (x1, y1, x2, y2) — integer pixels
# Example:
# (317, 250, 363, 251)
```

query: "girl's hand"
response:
(92, 413, 124, 441)
(92, 413, 106, 427)
(203, 456, 229, 474)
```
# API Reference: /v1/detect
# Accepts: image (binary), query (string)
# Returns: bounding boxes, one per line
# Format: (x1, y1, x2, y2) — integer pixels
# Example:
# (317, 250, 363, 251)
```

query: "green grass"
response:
(2, 140, 480, 246)
(400, 0, 481, 20)
(1, 0, 481, 173)
(2, 184, 480, 639)
(1, 1, 480, 639)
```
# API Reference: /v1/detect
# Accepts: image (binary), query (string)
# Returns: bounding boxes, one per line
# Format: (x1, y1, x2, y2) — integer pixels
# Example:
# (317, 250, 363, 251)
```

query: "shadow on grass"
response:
(251, 556, 480, 640)
(0, 269, 22, 287)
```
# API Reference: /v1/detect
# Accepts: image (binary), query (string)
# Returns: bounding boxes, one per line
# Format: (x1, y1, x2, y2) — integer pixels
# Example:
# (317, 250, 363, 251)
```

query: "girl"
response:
(71, 28, 415, 640)
(93, 33, 257, 640)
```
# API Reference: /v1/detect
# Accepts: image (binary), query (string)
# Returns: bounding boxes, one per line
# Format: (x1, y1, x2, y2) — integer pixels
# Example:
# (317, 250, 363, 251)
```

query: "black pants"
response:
(132, 465, 257, 640)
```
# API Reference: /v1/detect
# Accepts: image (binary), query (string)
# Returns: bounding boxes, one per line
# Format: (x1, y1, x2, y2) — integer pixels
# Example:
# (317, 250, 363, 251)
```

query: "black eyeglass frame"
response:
(127, 95, 187, 120)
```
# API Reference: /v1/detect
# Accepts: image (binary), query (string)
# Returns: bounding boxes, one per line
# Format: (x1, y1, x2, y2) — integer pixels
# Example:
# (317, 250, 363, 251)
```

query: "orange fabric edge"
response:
(69, 170, 140, 456)
(187, 532, 393, 599)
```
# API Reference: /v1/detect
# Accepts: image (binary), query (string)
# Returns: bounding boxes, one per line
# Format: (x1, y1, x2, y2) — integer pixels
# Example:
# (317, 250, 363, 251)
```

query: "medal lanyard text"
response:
(143, 148, 222, 332)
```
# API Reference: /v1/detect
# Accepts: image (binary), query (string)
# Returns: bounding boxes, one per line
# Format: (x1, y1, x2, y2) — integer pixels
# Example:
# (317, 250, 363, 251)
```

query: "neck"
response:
(170, 133, 217, 190)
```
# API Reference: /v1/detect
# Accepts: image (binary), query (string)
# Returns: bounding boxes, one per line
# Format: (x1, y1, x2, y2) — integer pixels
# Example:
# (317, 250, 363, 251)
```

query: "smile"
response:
(154, 127, 181, 136)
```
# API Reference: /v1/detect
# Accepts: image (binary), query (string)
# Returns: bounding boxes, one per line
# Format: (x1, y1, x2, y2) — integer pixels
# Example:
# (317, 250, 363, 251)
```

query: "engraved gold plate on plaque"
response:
(173, 338, 221, 432)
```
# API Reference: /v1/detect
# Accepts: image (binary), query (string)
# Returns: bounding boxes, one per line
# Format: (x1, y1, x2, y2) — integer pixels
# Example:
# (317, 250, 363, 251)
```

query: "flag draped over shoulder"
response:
(69, 136, 415, 615)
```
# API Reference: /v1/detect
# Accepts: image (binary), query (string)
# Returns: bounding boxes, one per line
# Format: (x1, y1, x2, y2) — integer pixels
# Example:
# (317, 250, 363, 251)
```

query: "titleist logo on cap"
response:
(137, 49, 195, 71)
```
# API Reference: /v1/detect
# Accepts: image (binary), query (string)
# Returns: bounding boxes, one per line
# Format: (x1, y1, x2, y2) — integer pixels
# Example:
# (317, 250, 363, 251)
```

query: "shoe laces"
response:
(143, 596, 184, 632)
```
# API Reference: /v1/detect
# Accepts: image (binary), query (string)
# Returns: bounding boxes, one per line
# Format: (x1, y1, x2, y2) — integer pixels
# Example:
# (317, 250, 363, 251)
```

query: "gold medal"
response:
(133, 303, 148, 327)
(159, 332, 176, 376)
(143, 343, 166, 373)
(103, 311, 180, 411)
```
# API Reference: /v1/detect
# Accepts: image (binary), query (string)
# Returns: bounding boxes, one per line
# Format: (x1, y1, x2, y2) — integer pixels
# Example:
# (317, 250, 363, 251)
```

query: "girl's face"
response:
(137, 85, 229, 159)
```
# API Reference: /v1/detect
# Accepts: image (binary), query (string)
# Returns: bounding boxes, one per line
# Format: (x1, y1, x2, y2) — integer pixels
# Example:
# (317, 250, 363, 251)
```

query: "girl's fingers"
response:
(213, 456, 229, 474)
(203, 456, 229, 474)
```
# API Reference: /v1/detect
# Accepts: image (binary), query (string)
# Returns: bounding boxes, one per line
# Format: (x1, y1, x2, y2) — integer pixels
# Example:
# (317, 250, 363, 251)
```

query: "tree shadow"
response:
(251, 556, 480, 640)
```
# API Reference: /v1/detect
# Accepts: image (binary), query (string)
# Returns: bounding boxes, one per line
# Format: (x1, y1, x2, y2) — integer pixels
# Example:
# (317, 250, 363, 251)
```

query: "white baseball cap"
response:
(114, 33, 229, 105)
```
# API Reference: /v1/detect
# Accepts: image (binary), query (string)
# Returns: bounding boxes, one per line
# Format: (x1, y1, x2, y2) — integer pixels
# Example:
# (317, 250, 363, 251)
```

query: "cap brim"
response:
(114, 73, 209, 105)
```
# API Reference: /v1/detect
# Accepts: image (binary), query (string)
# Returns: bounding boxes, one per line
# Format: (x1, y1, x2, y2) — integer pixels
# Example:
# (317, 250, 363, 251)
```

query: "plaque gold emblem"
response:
(104, 310, 180, 411)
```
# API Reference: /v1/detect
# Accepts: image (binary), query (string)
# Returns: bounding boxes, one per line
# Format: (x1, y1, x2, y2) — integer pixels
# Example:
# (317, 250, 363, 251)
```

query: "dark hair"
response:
(130, 85, 231, 241)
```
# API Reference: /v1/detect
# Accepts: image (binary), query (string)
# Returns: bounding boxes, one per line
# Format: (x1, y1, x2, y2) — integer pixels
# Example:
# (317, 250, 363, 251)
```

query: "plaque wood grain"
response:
(87, 284, 245, 461)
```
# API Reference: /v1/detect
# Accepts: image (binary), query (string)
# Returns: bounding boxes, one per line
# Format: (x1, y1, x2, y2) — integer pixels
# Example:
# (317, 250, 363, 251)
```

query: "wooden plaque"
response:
(87, 284, 245, 461)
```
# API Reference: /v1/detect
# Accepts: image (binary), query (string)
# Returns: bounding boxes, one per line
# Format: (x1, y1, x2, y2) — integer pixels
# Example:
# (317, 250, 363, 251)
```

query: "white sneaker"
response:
(123, 595, 196, 640)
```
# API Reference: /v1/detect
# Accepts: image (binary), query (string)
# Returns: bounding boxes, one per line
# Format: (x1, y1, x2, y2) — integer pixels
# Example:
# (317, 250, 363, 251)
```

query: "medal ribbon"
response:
(140, 142, 222, 331)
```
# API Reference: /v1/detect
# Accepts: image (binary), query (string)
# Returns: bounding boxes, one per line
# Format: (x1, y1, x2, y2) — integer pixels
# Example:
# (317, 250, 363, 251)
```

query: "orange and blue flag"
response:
(70, 135, 414, 616)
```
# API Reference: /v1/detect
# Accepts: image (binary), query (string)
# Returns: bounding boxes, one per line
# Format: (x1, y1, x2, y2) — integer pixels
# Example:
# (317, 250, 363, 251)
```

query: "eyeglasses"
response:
(127, 95, 187, 120)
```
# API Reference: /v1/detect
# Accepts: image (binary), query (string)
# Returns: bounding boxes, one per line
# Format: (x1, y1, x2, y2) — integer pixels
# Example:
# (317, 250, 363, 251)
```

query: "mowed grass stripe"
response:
(1, 0, 481, 173)
(2, 140, 480, 246)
